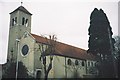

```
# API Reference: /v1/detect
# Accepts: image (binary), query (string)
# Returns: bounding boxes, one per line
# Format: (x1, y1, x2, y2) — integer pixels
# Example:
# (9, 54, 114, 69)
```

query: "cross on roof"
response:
(21, 0, 23, 6)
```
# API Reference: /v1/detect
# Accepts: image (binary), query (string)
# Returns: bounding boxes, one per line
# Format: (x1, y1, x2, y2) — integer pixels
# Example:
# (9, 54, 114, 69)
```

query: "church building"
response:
(5, 5, 98, 78)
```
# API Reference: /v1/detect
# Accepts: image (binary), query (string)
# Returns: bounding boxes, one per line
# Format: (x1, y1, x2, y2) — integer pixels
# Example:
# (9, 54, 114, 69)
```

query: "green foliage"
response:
(97, 60, 115, 78)
(88, 8, 115, 56)
(114, 36, 120, 60)
(114, 36, 120, 77)
(2, 62, 16, 78)
(2, 61, 32, 78)
(87, 8, 116, 78)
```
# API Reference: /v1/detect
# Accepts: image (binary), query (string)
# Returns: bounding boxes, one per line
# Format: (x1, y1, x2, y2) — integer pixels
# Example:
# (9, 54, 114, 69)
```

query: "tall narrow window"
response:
(15, 17, 17, 23)
(82, 61, 84, 66)
(12, 18, 14, 26)
(25, 19, 28, 24)
(25, 19, 28, 27)
(91, 62, 93, 67)
(88, 61, 90, 66)
(22, 17, 25, 25)
(75, 60, 78, 65)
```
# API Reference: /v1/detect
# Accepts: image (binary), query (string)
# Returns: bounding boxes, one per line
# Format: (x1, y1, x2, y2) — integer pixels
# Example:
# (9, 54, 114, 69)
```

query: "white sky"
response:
(0, 0, 119, 64)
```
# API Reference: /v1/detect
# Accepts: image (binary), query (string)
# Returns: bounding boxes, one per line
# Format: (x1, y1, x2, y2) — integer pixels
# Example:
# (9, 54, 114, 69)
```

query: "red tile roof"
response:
(31, 33, 49, 44)
(31, 33, 96, 60)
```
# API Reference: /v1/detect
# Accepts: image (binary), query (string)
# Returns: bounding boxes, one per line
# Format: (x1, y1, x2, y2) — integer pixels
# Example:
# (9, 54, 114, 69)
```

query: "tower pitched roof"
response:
(10, 6, 32, 15)
(31, 33, 97, 61)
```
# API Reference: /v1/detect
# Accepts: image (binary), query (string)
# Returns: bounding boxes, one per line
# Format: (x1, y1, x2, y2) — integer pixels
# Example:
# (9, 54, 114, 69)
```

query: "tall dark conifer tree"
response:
(88, 8, 114, 56)
(87, 8, 116, 78)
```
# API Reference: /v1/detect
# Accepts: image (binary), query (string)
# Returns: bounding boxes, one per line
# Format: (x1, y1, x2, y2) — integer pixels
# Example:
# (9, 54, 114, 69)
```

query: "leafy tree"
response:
(87, 8, 116, 78)
(114, 36, 120, 60)
(114, 36, 120, 77)
(39, 35, 56, 80)
(2, 61, 32, 78)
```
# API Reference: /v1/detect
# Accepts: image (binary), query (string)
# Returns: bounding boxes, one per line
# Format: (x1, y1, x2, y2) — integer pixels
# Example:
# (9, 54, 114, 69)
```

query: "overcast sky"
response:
(0, 0, 119, 64)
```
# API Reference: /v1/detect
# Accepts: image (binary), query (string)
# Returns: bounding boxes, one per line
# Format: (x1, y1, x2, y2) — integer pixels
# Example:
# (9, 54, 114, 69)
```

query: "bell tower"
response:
(7, 5, 32, 62)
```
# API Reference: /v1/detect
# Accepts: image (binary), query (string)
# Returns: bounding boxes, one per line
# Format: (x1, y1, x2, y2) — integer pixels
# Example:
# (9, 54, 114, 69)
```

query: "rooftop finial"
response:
(21, 0, 23, 6)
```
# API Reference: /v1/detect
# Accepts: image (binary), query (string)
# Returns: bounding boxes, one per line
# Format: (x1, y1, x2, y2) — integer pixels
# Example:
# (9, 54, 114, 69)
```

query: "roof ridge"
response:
(10, 6, 32, 15)
(31, 33, 86, 51)
(31, 33, 96, 60)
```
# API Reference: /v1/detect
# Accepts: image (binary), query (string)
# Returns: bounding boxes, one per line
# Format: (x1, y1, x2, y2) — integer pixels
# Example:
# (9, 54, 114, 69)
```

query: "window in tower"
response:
(25, 19, 28, 27)
(15, 17, 17, 24)
(22, 17, 25, 25)
(12, 18, 14, 26)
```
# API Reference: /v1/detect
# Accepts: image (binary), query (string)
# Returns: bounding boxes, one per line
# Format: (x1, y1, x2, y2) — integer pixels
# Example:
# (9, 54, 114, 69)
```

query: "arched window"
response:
(67, 59, 71, 65)
(36, 70, 41, 79)
(82, 61, 84, 66)
(88, 61, 90, 66)
(91, 62, 93, 67)
(95, 62, 98, 67)
(15, 17, 17, 23)
(25, 19, 28, 27)
(25, 19, 28, 24)
(75, 60, 78, 65)
(22, 17, 25, 25)
(12, 18, 14, 26)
